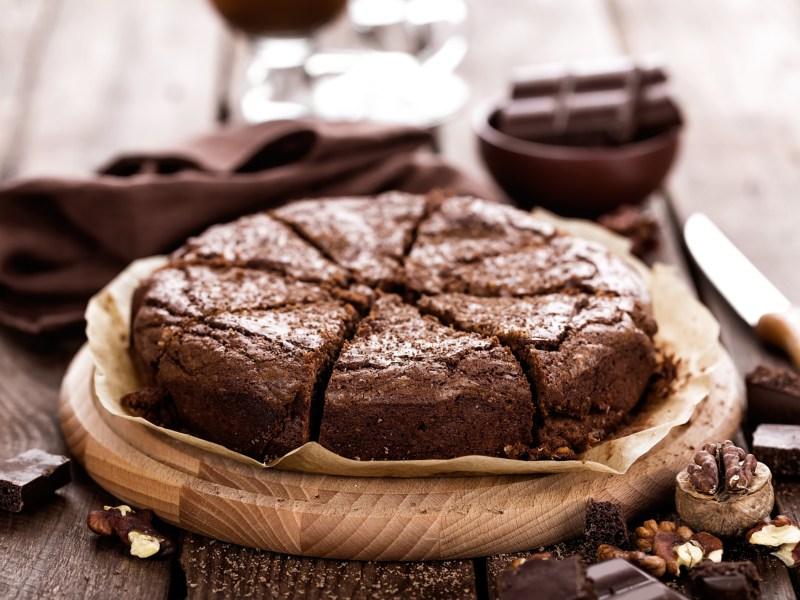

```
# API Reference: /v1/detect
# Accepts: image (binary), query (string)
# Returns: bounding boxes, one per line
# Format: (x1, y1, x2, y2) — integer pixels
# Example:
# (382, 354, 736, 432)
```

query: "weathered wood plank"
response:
(440, 0, 624, 180)
(0, 330, 173, 600)
(0, 0, 56, 178)
(610, 0, 800, 374)
(8, 0, 227, 178)
(612, 1, 800, 597)
(180, 532, 478, 600)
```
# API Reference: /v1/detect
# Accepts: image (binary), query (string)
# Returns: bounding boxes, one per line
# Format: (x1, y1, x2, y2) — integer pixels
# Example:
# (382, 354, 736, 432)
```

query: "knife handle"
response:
(755, 306, 800, 371)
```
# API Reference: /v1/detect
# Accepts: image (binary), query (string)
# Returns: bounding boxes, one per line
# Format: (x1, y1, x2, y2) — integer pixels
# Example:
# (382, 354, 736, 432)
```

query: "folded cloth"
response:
(0, 120, 497, 334)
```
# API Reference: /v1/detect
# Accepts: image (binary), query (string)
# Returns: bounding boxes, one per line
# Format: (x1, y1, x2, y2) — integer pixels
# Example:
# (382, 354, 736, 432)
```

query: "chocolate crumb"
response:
(597, 205, 659, 257)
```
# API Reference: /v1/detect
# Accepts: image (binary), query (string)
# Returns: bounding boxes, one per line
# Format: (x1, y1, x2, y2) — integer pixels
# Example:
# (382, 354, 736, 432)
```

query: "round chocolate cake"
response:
(126, 193, 657, 462)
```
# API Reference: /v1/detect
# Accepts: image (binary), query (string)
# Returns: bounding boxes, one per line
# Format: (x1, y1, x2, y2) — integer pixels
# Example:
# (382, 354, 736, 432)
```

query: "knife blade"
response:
(684, 213, 800, 370)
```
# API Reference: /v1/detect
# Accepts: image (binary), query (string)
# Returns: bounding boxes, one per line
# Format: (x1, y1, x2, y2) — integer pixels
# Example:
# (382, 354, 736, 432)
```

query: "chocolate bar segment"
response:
(587, 558, 687, 599)
(689, 560, 761, 600)
(746, 364, 800, 426)
(0, 449, 71, 512)
(752, 423, 800, 477)
(497, 555, 597, 600)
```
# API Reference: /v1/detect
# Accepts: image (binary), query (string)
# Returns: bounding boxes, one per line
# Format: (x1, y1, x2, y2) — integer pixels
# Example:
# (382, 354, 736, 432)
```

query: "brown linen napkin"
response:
(0, 119, 496, 334)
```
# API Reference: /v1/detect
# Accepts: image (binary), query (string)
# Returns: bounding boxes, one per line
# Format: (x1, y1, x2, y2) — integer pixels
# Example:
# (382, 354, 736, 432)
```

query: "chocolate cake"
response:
(127, 194, 658, 462)
(273, 192, 428, 287)
(318, 294, 533, 460)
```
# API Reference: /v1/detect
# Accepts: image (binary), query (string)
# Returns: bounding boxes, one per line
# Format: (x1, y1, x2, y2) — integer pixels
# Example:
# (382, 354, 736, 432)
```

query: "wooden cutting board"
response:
(59, 344, 742, 561)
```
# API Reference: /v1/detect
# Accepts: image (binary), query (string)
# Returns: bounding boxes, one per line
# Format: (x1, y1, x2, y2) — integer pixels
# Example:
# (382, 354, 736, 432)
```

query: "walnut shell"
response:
(675, 461, 774, 537)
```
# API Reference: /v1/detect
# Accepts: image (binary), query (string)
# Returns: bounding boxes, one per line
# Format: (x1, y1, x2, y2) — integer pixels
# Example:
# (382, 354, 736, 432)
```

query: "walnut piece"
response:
(687, 444, 719, 495)
(721, 440, 756, 493)
(87, 504, 174, 559)
(635, 521, 723, 576)
(747, 515, 800, 567)
(509, 552, 552, 568)
(597, 544, 666, 578)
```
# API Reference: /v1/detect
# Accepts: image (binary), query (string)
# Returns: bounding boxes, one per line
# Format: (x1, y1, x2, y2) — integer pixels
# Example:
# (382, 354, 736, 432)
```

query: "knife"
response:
(683, 213, 800, 370)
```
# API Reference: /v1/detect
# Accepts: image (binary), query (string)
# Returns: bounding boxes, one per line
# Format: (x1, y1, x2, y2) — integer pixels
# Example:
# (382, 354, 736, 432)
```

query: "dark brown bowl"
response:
(473, 96, 682, 216)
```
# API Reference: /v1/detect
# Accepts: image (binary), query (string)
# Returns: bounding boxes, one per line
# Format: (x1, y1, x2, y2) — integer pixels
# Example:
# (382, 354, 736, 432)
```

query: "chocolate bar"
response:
(752, 424, 800, 477)
(746, 364, 800, 426)
(497, 56, 681, 145)
(0, 449, 71, 512)
(587, 559, 687, 599)
(689, 561, 761, 600)
(497, 555, 596, 600)
(511, 57, 667, 99)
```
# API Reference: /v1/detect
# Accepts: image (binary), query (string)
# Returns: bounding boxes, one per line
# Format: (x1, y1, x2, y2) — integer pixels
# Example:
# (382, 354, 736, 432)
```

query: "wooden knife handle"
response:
(755, 306, 800, 371)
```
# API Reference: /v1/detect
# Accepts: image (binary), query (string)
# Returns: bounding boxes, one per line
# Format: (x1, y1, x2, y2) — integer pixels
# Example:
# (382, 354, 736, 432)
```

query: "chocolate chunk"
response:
(746, 364, 800, 426)
(689, 561, 761, 600)
(0, 449, 71, 512)
(752, 424, 800, 477)
(597, 205, 659, 258)
(587, 559, 687, 599)
(584, 498, 629, 552)
(497, 555, 597, 600)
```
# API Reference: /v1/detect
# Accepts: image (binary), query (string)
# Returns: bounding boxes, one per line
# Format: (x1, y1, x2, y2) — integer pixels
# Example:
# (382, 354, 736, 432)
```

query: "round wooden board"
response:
(59, 344, 742, 561)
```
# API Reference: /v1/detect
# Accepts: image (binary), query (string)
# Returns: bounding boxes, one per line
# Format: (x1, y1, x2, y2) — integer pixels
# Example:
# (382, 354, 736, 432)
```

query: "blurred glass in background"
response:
(209, 0, 469, 127)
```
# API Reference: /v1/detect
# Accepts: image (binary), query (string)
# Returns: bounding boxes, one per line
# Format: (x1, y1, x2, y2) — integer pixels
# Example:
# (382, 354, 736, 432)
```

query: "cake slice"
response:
(318, 294, 533, 460)
(133, 301, 359, 460)
(172, 212, 349, 287)
(133, 264, 333, 319)
(418, 293, 656, 455)
(131, 265, 360, 459)
(404, 196, 647, 298)
(272, 192, 428, 287)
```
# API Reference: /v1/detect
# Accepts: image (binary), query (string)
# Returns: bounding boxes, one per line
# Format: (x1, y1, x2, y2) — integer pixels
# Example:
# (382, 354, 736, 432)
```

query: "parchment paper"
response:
(86, 211, 723, 477)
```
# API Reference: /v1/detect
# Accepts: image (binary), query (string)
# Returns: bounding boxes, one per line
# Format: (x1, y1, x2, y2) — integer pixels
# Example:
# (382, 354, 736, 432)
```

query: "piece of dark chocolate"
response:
(752, 424, 800, 477)
(498, 57, 680, 146)
(746, 364, 800, 426)
(689, 561, 761, 600)
(497, 555, 597, 600)
(584, 498, 629, 552)
(597, 205, 659, 258)
(0, 449, 71, 512)
(587, 559, 688, 599)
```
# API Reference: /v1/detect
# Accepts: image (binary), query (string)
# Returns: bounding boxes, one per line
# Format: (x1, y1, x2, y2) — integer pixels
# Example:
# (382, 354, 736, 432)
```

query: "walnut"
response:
(676, 441, 773, 537)
(635, 521, 723, 576)
(720, 440, 756, 493)
(634, 519, 685, 552)
(596, 544, 666, 578)
(687, 443, 719, 495)
(87, 504, 174, 558)
(747, 515, 800, 567)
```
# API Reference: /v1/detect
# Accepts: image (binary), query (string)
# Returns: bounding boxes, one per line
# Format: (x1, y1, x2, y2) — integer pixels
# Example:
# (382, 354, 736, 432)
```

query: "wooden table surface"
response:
(2, 1, 800, 598)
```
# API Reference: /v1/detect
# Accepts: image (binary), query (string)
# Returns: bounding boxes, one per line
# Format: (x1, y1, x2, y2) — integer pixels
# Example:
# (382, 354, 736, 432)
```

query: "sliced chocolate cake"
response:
(318, 294, 534, 460)
(133, 301, 359, 459)
(128, 193, 658, 462)
(273, 192, 428, 287)
(404, 196, 647, 298)
(418, 293, 656, 455)
(173, 212, 349, 287)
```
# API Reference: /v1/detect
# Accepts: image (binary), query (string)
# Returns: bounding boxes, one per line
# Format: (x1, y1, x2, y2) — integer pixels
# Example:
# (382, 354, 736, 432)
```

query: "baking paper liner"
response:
(86, 210, 723, 477)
